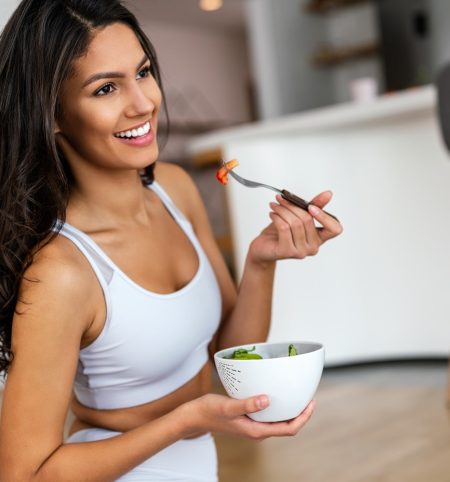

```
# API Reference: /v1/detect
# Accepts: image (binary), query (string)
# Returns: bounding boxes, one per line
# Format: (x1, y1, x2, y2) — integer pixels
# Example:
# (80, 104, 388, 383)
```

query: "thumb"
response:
(228, 395, 270, 417)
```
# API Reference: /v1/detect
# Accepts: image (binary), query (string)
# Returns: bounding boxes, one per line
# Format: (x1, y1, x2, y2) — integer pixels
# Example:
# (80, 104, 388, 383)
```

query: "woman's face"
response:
(56, 22, 162, 176)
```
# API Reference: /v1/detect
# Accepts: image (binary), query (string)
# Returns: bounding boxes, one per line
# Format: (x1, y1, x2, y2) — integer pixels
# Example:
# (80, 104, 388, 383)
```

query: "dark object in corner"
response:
(436, 63, 450, 153)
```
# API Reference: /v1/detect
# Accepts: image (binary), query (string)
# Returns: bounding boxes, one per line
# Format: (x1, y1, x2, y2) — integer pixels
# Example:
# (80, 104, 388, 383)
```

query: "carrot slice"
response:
(225, 159, 239, 170)
(216, 159, 239, 185)
(216, 167, 229, 184)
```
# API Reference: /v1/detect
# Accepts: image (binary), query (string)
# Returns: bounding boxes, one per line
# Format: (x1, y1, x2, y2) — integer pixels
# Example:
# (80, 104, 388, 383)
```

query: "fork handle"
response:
(281, 190, 340, 223)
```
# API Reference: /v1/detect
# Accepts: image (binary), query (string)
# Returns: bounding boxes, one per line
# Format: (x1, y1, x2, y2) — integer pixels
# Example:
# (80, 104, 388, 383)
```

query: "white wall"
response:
(0, 0, 19, 32)
(245, 0, 333, 119)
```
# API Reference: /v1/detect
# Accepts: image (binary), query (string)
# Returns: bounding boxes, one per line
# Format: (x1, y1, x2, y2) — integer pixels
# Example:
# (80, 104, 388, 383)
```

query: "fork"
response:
(222, 161, 339, 222)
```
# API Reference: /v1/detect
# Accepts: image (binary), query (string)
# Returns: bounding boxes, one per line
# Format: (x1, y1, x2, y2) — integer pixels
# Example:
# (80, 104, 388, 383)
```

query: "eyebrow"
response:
(82, 54, 149, 88)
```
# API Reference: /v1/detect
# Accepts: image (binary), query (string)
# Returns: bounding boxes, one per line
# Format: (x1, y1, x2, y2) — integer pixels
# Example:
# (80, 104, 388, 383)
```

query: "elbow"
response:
(0, 444, 63, 482)
(0, 460, 40, 482)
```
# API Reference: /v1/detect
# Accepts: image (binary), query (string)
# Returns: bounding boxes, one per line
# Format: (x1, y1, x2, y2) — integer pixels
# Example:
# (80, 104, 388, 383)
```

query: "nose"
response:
(124, 81, 159, 118)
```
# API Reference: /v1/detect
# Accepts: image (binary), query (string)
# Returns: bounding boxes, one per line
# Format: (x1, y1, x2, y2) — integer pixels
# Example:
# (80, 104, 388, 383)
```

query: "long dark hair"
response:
(0, 0, 168, 376)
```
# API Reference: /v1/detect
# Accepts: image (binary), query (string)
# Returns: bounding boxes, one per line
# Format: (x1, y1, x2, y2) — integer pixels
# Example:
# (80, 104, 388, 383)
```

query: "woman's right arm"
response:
(0, 238, 315, 482)
(0, 238, 189, 482)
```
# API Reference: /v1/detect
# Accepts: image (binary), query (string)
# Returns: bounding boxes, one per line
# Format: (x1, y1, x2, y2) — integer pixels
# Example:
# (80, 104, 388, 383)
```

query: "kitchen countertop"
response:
(189, 85, 436, 152)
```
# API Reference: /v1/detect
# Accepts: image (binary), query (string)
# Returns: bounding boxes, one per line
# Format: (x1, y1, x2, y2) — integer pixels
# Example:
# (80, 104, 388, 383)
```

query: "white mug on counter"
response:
(349, 77, 378, 102)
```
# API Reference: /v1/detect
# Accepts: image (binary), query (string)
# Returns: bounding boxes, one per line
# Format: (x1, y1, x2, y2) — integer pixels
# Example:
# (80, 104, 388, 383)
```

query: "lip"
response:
(114, 126, 155, 147)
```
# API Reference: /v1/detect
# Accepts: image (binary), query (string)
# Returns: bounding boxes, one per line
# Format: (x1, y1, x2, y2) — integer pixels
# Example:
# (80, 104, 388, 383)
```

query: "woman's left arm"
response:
(213, 191, 343, 352)
(158, 164, 343, 354)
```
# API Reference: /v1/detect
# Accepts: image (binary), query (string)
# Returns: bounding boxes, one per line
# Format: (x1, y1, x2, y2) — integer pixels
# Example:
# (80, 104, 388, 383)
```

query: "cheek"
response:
(69, 103, 118, 140)
(151, 80, 163, 111)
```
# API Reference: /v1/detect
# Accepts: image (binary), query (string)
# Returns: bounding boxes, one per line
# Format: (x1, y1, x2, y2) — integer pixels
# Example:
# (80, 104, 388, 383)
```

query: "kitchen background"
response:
(1, 0, 449, 480)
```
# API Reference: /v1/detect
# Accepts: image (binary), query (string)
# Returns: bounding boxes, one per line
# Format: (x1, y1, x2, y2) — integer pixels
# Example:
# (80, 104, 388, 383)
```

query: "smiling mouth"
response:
(114, 121, 151, 139)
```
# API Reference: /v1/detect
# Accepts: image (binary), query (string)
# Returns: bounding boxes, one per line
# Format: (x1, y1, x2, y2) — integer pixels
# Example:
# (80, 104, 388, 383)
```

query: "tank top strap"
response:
(52, 222, 113, 354)
(53, 221, 115, 286)
(148, 181, 191, 228)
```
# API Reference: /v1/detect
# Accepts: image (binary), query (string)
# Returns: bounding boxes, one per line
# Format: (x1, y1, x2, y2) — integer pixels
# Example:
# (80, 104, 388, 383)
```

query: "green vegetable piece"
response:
(234, 353, 263, 360)
(288, 344, 298, 356)
(225, 345, 263, 360)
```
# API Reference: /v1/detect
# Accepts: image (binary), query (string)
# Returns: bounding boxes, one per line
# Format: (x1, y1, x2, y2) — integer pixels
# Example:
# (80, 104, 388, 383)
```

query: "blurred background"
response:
(1, 0, 449, 480)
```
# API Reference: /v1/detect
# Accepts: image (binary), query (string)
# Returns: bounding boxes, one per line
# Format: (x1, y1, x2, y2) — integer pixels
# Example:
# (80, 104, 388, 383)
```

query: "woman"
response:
(0, 1, 342, 481)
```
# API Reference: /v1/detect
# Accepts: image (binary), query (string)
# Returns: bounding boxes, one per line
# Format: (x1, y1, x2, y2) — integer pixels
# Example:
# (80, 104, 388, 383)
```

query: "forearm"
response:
(33, 408, 187, 482)
(216, 254, 276, 350)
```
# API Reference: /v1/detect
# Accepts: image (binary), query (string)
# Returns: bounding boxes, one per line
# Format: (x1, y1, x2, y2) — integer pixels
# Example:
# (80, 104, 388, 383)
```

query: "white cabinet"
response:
(189, 86, 450, 365)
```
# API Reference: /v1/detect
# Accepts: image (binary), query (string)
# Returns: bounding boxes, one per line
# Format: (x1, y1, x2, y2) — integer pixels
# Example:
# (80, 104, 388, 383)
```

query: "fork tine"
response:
(227, 169, 250, 185)
(228, 169, 281, 193)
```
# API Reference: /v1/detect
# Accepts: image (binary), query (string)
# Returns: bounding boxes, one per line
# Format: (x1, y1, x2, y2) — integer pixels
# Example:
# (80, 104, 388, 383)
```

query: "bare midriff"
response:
(68, 360, 213, 439)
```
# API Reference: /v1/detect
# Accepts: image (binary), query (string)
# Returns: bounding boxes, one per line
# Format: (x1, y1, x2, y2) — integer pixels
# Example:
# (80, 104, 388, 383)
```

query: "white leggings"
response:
(65, 428, 218, 482)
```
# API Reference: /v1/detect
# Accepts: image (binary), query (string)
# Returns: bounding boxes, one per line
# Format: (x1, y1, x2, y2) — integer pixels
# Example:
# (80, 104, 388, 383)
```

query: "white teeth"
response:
(115, 121, 151, 139)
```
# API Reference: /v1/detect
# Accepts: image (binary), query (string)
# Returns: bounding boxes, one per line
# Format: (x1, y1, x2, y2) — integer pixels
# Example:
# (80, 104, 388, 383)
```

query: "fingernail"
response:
(308, 204, 320, 215)
(256, 396, 270, 409)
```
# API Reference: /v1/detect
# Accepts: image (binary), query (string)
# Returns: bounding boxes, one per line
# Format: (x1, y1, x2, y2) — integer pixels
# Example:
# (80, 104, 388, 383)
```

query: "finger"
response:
(288, 399, 316, 425)
(270, 202, 307, 252)
(225, 395, 270, 418)
(308, 204, 343, 242)
(275, 197, 322, 250)
(309, 191, 333, 209)
(249, 399, 316, 439)
(275, 399, 317, 435)
(275, 194, 311, 218)
(269, 212, 296, 255)
(276, 399, 316, 430)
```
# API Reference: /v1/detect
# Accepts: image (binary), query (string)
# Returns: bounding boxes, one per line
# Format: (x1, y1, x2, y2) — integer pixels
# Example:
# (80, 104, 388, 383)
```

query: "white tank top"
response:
(53, 181, 222, 409)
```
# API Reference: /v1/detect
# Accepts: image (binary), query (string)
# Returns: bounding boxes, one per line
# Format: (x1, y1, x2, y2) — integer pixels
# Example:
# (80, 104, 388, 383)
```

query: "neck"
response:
(66, 169, 153, 230)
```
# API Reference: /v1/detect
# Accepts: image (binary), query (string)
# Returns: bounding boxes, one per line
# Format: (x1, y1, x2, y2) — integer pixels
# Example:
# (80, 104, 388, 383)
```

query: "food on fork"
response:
(216, 159, 239, 185)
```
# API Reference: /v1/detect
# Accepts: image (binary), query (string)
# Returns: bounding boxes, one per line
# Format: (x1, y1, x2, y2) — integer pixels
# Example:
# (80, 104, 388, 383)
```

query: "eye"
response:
(95, 83, 115, 97)
(137, 65, 152, 79)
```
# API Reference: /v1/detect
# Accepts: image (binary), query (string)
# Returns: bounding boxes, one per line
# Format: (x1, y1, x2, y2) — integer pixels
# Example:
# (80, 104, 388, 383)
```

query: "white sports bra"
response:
(53, 181, 222, 409)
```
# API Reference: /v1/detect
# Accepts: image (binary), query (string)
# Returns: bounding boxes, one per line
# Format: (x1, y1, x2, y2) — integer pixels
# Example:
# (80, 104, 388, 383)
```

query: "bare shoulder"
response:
(154, 161, 202, 221)
(17, 232, 98, 335)
(26, 233, 96, 294)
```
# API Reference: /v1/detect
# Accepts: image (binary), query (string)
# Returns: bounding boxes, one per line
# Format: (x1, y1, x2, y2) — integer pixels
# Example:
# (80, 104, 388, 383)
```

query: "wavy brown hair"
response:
(0, 0, 169, 376)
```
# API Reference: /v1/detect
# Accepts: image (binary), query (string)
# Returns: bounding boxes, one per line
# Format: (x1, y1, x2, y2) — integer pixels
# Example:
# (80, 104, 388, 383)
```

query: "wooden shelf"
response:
(312, 42, 379, 66)
(305, 0, 370, 13)
(190, 147, 223, 168)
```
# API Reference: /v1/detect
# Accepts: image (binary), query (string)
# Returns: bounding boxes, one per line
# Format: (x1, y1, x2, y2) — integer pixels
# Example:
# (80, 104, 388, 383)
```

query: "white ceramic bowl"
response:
(214, 341, 324, 422)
